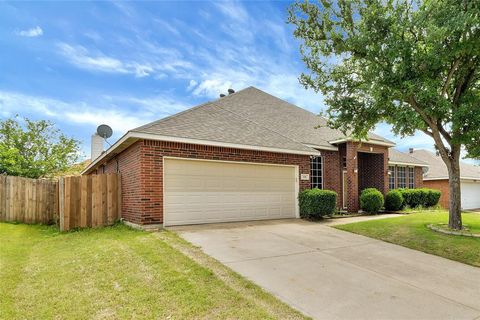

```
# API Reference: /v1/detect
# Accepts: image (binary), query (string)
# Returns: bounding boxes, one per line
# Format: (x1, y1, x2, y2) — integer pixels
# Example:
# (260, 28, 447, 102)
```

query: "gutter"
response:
(82, 131, 321, 174)
(329, 137, 396, 147)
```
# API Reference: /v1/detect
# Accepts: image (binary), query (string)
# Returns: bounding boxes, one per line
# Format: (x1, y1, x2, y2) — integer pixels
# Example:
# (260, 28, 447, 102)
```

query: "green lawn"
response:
(0, 223, 306, 320)
(335, 211, 480, 267)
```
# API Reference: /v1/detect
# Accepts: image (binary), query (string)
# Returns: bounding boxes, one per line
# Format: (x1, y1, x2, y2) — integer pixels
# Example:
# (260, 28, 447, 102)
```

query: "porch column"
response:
(346, 142, 359, 212)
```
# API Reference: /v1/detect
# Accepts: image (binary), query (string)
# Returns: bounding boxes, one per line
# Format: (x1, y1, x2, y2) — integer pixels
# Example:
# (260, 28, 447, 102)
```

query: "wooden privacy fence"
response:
(0, 173, 121, 231)
(0, 175, 58, 224)
(59, 174, 121, 231)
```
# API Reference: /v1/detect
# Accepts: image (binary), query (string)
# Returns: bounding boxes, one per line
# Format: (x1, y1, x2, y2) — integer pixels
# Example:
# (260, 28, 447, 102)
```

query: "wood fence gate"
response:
(0, 174, 121, 231)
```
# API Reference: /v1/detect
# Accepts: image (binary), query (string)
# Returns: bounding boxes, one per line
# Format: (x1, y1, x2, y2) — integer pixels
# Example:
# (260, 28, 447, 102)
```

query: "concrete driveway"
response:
(173, 219, 480, 320)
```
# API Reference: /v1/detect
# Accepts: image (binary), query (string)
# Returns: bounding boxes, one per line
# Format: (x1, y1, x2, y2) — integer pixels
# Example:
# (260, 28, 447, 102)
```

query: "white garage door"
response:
(462, 181, 480, 210)
(164, 158, 298, 226)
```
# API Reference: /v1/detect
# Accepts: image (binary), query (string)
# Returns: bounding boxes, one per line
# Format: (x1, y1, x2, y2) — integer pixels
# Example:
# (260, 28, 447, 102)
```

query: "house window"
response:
(397, 166, 406, 188)
(408, 167, 415, 189)
(388, 166, 395, 190)
(310, 156, 323, 189)
(342, 156, 347, 170)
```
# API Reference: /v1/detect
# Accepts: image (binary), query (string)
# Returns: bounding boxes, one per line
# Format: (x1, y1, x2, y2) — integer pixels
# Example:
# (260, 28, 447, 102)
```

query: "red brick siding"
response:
(93, 140, 311, 225)
(99, 141, 144, 224)
(345, 142, 389, 212)
(414, 167, 424, 188)
(358, 152, 386, 193)
(424, 179, 449, 209)
(321, 150, 342, 207)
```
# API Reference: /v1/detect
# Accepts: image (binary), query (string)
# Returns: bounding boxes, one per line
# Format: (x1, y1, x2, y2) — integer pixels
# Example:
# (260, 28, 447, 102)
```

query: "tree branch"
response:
(437, 120, 452, 143)
(442, 58, 460, 97)
(407, 96, 435, 128)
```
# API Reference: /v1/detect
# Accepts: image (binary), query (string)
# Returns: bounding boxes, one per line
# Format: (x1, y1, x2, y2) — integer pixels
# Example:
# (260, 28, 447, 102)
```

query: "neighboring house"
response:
(82, 87, 425, 227)
(409, 149, 480, 210)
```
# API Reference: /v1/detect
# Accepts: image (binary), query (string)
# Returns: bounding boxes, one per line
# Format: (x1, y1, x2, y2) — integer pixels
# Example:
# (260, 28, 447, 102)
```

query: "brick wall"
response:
(322, 150, 342, 207)
(414, 167, 424, 188)
(423, 179, 449, 209)
(94, 140, 311, 225)
(345, 142, 389, 212)
(98, 141, 144, 224)
(358, 152, 385, 193)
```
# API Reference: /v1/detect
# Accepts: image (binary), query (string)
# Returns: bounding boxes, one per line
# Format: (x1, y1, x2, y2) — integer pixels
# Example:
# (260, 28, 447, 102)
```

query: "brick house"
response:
(82, 87, 426, 227)
(409, 149, 480, 210)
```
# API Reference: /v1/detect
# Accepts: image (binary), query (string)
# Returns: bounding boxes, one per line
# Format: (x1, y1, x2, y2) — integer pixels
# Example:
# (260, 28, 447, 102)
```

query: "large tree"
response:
(0, 117, 81, 179)
(288, 0, 480, 229)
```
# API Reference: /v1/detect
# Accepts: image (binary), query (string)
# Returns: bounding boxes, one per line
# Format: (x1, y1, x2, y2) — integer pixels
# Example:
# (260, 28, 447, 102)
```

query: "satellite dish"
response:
(97, 124, 113, 139)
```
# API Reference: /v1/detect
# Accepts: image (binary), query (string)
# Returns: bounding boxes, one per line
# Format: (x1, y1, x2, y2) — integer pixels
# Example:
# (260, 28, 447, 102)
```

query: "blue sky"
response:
(0, 1, 453, 162)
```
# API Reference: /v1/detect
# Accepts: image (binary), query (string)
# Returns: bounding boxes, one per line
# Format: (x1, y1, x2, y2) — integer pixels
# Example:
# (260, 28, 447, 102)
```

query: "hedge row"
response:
(363, 187, 442, 212)
(398, 188, 441, 208)
(299, 188, 337, 218)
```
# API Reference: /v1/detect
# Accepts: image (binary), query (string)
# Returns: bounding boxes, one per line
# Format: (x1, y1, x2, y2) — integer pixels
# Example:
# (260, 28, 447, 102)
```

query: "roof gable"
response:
(132, 98, 317, 154)
(388, 149, 428, 166)
(411, 150, 480, 180)
(133, 86, 394, 151)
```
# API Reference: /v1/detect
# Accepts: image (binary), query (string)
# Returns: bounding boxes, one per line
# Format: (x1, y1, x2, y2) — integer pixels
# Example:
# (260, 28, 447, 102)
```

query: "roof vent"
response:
(219, 93, 226, 98)
(228, 88, 235, 94)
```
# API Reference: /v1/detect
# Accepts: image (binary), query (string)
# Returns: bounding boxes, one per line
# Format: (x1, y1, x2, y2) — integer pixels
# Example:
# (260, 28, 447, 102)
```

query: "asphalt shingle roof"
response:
(388, 149, 428, 166)
(410, 150, 480, 180)
(133, 86, 394, 152)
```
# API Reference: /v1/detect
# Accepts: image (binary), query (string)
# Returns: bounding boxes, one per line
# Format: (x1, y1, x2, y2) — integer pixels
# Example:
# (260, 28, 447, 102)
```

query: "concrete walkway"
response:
(173, 219, 480, 320)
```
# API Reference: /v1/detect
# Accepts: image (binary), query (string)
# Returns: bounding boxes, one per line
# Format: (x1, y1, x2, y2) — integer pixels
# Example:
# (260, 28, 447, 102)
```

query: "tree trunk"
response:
(447, 156, 462, 230)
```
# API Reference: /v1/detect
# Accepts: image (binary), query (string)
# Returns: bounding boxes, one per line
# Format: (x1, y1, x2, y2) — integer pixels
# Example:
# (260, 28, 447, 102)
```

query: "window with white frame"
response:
(397, 166, 406, 188)
(389, 166, 395, 190)
(408, 167, 415, 189)
(310, 156, 323, 189)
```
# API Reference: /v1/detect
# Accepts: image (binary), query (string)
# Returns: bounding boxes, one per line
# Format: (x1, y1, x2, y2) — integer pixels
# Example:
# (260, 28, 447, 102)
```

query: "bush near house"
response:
(360, 188, 384, 214)
(385, 189, 404, 211)
(299, 188, 337, 218)
(397, 188, 441, 208)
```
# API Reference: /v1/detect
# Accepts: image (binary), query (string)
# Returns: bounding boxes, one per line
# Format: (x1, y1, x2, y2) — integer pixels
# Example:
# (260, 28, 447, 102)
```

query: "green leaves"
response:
(0, 117, 81, 178)
(289, 0, 480, 159)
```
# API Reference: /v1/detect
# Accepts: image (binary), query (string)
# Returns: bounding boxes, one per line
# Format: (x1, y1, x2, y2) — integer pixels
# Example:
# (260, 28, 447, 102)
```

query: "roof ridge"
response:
(210, 100, 317, 152)
(132, 87, 255, 132)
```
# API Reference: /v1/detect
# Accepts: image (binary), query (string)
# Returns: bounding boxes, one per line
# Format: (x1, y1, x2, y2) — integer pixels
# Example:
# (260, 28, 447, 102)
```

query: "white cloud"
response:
(57, 43, 128, 74)
(187, 80, 198, 91)
(17, 26, 43, 37)
(214, 1, 249, 23)
(0, 90, 189, 135)
(57, 42, 192, 78)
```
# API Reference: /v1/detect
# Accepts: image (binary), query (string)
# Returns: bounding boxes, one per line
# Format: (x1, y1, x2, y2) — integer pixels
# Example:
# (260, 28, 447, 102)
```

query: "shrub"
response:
(397, 188, 441, 208)
(425, 189, 441, 207)
(360, 188, 384, 214)
(385, 190, 404, 211)
(299, 188, 337, 219)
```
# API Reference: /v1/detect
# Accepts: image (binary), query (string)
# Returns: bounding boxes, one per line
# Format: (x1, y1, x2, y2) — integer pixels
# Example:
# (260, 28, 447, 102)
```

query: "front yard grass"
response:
(335, 211, 480, 267)
(0, 223, 306, 320)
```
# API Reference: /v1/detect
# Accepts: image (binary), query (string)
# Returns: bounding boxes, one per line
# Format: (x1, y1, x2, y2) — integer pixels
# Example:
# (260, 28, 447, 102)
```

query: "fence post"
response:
(59, 177, 65, 231)
(0, 175, 5, 221)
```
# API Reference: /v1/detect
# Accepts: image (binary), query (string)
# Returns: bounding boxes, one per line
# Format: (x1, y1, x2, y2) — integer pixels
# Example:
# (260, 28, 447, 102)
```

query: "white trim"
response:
(388, 161, 428, 167)
(304, 144, 338, 151)
(329, 137, 396, 147)
(162, 157, 300, 226)
(424, 177, 480, 181)
(82, 131, 320, 174)
(309, 155, 324, 189)
(82, 132, 132, 174)
(342, 170, 348, 209)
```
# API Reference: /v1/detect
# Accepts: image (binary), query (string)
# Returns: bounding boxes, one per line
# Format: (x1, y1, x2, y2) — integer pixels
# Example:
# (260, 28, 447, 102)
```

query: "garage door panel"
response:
(164, 159, 297, 226)
(461, 181, 480, 210)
